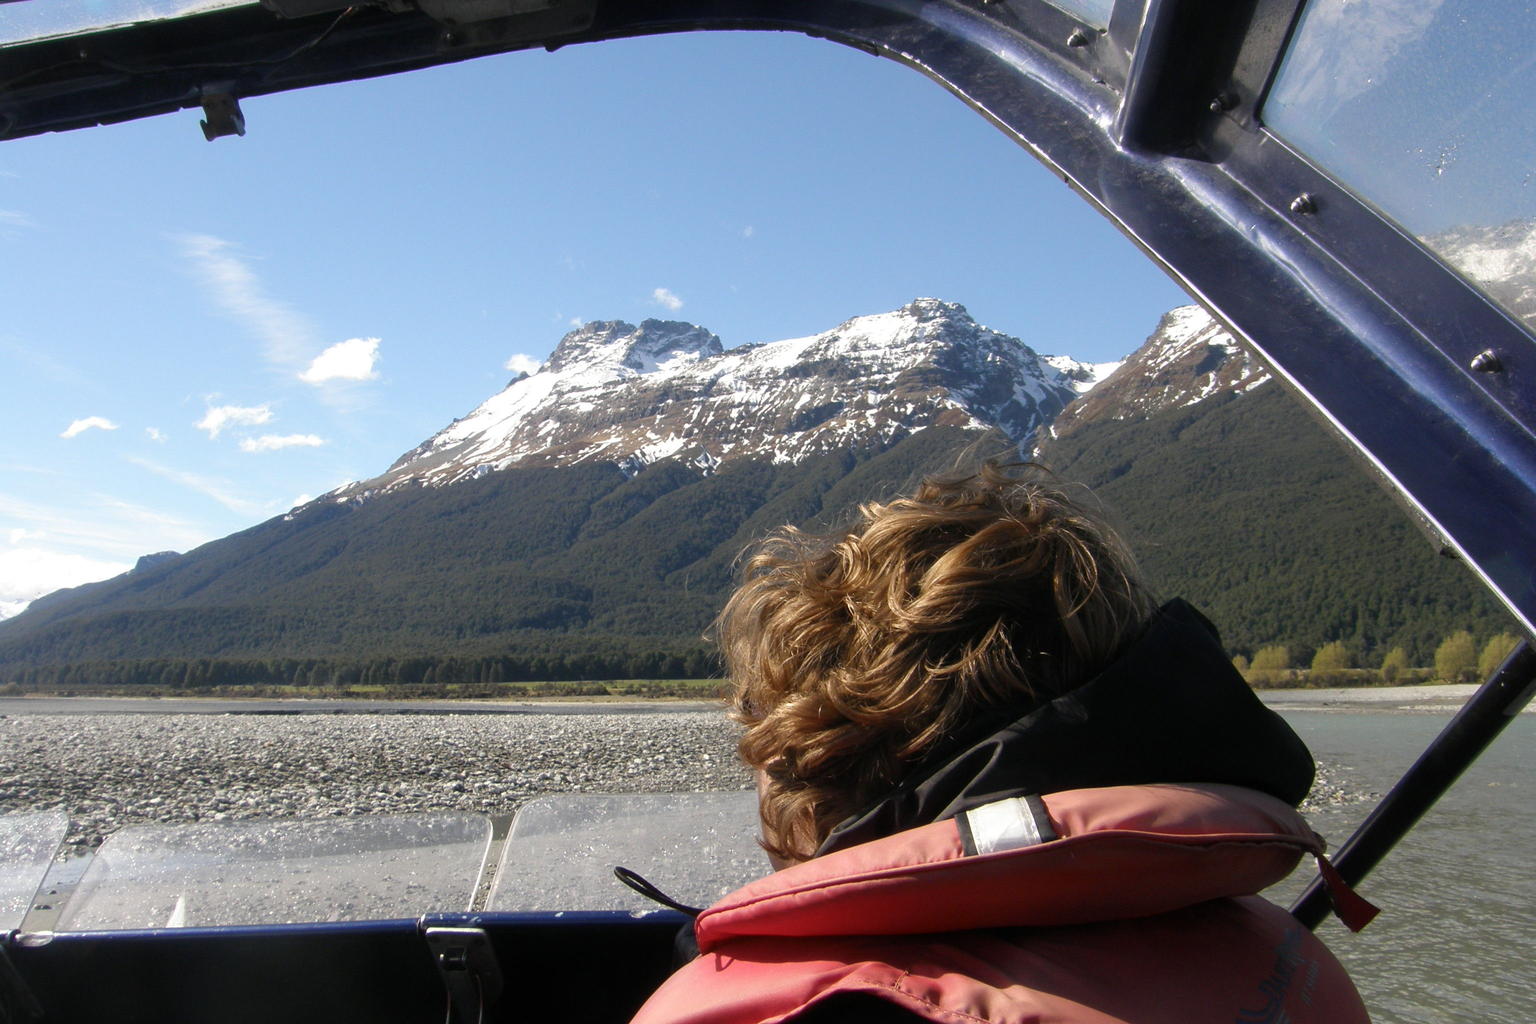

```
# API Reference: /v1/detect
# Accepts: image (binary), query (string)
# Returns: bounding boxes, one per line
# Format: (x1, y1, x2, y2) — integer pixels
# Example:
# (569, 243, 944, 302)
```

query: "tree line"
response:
(0, 646, 720, 691)
(1034, 383, 1519, 665)
(1239, 630, 1524, 688)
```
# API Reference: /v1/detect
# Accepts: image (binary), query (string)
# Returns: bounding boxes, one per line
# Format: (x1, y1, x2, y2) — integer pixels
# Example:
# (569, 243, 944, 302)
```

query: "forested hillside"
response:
(1035, 381, 1511, 663)
(0, 428, 995, 686)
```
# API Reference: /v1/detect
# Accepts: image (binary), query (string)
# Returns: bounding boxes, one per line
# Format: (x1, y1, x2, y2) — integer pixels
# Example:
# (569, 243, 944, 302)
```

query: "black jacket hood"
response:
(816, 599, 1315, 856)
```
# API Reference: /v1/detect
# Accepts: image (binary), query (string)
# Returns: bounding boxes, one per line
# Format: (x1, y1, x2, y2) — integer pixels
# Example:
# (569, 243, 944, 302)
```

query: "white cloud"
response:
(0, 492, 211, 563)
(504, 353, 542, 375)
(299, 336, 380, 385)
(0, 548, 132, 620)
(741, 225, 755, 239)
(0, 209, 35, 230)
(652, 287, 684, 311)
(61, 416, 118, 439)
(146, 427, 167, 442)
(8, 528, 42, 544)
(239, 434, 324, 453)
(128, 456, 267, 515)
(178, 233, 315, 368)
(196, 403, 272, 439)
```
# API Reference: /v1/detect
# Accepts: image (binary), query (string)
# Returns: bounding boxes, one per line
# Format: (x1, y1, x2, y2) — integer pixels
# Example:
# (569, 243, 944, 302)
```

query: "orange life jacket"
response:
(632, 784, 1370, 1024)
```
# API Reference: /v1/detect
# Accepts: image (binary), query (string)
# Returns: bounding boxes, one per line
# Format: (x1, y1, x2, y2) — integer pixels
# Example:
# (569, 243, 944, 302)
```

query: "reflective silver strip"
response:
(961, 795, 1057, 855)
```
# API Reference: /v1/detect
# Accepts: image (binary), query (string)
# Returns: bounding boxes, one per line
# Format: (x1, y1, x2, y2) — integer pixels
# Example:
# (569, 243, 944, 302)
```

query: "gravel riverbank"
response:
(0, 710, 750, 848)
(0, 705, 1377, 850)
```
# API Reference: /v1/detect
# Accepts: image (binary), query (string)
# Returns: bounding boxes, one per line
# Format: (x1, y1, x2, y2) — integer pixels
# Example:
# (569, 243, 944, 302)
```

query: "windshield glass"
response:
(1264, 0, 1536, 333)
(489, 792, 761, 912)
(1040, 0, 1115, 29)
(58, 814, 490, 929)
(0, 810, 67, 930)
(0, 1, 254, 47)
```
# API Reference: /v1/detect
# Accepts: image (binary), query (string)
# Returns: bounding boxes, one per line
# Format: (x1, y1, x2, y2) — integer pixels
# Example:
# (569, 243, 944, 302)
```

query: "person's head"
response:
(719, 463, 1155, 863)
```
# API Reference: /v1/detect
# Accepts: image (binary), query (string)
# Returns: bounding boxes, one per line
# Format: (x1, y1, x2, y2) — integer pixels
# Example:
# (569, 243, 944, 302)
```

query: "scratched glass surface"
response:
(488, 790, 763, 913)
(0, 810, 67, 931)
(1040, 0, 1115, 30)
(0, 1, 254, 46)
(57, 813, 490, 930)
(1264, 0, 1536, 335)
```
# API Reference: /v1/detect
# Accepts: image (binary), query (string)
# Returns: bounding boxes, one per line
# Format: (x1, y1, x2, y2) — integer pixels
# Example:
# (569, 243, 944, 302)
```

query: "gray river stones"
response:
(0, 710, 749, 848)
(0, 708, 1365, 850)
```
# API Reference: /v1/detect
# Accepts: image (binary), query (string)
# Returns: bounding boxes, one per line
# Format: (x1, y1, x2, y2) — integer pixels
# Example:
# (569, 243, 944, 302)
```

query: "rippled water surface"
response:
(1272, 712, 1535, 1024)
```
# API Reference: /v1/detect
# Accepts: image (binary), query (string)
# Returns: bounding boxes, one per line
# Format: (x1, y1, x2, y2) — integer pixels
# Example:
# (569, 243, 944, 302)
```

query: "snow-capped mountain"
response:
(1044, 305, 1268, 442)
(332, 299, 1082, 499)
(1044, 354, 1123, 394)
(1429, 216, 1536, 330)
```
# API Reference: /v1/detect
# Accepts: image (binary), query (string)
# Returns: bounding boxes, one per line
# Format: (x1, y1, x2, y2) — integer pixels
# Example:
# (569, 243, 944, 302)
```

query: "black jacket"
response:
(817, 599, 1313, 855)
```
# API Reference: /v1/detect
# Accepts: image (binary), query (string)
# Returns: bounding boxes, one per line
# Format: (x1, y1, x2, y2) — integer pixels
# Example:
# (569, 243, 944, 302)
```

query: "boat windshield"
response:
(0, 0, 255, 48)
(0, 795, 765, 929)
(1264, 0, 1536, 334)
(1039, 0, 1114, 30)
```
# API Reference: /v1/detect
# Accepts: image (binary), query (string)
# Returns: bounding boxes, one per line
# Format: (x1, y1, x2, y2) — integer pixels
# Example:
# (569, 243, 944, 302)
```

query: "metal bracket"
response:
(199, 88, 246, 141)
(425, 926, 504, 1024)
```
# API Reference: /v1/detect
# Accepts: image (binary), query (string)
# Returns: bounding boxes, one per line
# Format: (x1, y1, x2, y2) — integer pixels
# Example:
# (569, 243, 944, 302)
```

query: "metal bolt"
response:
(1470, 349, 1503, 373)
(1066, 28, 1091, 47)
(1209, 93, 1237, 113)
(1289, 193, 1318, 215)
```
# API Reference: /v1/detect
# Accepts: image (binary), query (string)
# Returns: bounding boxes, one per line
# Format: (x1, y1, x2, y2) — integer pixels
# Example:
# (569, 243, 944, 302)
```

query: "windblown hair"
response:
(720, 464, 1155, 862)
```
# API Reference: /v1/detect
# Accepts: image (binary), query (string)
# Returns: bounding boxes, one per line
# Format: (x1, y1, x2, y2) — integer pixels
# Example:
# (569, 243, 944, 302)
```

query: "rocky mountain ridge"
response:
(327, 299, 1103, 502)
(1045, 305, 1266, 442)
(1429, 216, 1536, 331)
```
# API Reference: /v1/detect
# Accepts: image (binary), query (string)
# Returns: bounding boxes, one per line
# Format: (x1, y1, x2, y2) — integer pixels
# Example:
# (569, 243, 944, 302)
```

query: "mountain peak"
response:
(1045, 304, 1269, 441)
(544, 319, 723, 375)
(333, 300, 1084, 498)
(900, 297, 970, 322)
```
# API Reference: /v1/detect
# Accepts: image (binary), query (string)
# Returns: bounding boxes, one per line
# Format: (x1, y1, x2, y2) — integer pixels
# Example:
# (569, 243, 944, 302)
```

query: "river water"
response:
(1271, 711, 1535, 1024)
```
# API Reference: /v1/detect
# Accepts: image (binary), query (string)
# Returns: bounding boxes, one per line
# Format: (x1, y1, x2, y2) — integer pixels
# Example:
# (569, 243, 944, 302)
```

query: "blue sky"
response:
(0, 28, 1190, 617)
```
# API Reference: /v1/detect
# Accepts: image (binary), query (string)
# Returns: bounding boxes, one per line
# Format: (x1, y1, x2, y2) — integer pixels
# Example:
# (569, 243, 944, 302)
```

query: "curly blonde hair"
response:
(719, 464, 1155, 862)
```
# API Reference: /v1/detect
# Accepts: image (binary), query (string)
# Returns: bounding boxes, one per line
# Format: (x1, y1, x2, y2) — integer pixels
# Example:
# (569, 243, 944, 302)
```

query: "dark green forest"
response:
(0, 428, 993, 687)
(1034, 383, 1513, 663)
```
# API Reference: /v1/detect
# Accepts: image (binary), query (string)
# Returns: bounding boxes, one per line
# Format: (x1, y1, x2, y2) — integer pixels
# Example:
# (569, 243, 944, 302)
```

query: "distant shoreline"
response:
(0, 683, 1506, 716)
(1255, 683, 1497, 713)
(0, 695, 725, 716)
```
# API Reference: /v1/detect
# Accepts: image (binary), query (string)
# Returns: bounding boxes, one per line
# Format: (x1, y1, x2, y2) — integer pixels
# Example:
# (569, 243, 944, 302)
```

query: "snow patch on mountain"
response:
(1428, 216, 1536, 330)
(1045, 304, 1268, 441)
(328, 299, 1083, 499)
(1045, 354, 1124, 394)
